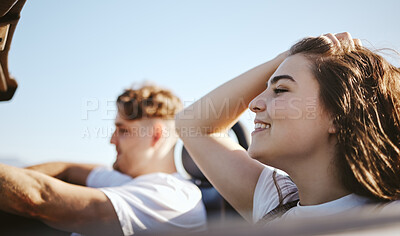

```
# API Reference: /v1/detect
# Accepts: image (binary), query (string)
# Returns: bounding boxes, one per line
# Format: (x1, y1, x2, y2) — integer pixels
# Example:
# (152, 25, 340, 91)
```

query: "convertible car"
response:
(1, 1, 400, 235)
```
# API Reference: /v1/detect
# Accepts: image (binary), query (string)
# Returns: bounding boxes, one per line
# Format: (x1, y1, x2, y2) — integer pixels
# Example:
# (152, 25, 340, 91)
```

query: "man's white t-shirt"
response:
(86, 166, 206, 235)
(253, 167, 376, 224)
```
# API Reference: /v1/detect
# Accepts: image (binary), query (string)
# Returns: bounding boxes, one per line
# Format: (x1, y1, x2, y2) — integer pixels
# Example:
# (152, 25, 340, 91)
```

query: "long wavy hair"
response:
(288, 37, 400, 201)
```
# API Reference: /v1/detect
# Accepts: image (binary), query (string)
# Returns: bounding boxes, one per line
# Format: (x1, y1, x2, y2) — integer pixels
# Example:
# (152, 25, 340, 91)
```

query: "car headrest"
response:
(174, 121, 250, 187)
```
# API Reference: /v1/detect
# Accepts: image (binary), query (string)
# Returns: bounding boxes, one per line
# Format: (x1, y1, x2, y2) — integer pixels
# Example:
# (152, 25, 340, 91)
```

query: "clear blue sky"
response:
(1, 0, 399, 166)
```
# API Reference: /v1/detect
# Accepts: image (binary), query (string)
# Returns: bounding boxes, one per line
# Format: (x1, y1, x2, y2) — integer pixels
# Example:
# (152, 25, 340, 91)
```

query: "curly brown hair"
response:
(117, 84, 183, 120)
(289, 37, 400, 201)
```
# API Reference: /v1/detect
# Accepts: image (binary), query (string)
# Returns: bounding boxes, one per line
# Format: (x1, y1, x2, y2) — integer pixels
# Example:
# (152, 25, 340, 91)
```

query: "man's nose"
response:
(110, 130, 117, 144)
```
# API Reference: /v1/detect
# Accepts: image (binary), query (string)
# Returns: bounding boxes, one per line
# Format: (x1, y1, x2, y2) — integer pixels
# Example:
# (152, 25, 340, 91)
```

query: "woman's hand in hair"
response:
(323, 32, 362, 49)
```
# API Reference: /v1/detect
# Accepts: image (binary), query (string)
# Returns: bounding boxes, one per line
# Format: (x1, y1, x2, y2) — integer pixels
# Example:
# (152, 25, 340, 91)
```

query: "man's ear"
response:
(151, 122, 164, 146)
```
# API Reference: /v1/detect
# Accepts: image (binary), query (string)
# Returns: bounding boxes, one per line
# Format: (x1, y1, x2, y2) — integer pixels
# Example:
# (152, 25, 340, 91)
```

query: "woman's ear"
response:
(328, 126, 337, 134)
(328, 116, 337, 134)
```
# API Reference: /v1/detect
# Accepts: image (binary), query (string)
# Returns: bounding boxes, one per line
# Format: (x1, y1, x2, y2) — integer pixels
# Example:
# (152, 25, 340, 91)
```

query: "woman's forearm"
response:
(176, 52, 287, 135)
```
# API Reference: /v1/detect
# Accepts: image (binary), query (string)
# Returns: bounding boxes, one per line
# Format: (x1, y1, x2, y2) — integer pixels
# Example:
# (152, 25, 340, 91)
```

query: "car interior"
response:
(0, 2, 247, 233)
(2, 0, 400, 235)
(0, 121, 248, 235)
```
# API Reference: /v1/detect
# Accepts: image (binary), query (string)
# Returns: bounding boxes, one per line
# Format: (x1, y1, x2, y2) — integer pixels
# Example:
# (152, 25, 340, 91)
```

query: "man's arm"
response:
(26, 162, 99, 186)
(0, 163, 123, 235)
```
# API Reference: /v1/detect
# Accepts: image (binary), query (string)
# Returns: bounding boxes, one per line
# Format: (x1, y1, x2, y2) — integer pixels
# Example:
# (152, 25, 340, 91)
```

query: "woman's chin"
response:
(248, 148, 263, 162)
(248, 148, 277, 167)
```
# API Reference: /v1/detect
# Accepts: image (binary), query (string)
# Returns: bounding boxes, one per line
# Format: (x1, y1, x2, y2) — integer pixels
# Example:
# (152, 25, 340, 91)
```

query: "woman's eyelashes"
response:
(273, 87, 289, 94)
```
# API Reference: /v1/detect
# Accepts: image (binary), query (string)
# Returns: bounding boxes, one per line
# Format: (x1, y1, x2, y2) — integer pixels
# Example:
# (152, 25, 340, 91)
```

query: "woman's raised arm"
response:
(175, 52, 287, 221)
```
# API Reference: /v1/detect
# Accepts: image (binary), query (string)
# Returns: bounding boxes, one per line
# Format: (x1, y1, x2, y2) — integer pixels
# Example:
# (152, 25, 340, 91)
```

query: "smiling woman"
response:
(175, 32, 400, 225)
(248, 54, 328, 170)
(288, 36, 400, 201)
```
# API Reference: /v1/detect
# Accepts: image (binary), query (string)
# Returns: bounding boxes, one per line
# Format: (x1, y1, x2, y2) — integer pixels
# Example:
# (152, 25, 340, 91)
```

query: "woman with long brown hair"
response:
(175, 32, 400, 224)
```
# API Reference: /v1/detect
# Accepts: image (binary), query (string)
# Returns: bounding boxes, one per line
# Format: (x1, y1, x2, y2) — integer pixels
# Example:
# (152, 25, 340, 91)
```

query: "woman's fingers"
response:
(323, 33, 341, 47)
(335, 32, 355, 48)
(323, 32, 362, 49)
(353, 38, 362, 47)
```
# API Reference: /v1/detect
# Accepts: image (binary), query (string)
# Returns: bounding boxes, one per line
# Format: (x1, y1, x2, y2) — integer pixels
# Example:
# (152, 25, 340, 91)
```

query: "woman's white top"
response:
(253, 167, 375, 224)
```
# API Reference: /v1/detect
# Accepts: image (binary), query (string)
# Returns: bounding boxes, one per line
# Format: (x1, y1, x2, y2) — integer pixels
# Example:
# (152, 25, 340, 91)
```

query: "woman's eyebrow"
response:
(267, 75, 296, 87)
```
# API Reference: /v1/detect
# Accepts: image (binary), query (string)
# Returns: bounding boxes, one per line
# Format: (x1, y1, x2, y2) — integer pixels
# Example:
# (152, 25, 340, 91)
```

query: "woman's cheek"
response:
(269, 96, 319, 121)
(268, 98, 303, 120)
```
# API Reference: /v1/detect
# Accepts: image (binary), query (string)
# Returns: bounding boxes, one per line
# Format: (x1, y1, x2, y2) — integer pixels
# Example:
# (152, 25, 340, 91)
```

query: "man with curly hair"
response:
(0, 84, 206, 235)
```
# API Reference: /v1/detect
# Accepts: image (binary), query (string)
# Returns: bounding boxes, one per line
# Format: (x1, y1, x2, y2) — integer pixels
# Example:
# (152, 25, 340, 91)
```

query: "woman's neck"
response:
(285, 148, 350, 206)
(293, 171, 351, 206)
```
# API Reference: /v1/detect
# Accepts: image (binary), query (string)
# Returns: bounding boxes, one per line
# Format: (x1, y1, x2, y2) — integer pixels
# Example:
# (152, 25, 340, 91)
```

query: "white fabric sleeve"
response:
(86, 166, 133, 187)
(99, 173, 206, 235)
(252, 167, 299, 223)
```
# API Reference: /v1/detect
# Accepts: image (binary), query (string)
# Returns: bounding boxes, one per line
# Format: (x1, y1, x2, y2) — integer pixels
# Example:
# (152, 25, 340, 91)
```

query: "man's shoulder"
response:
(113, 172, 201, 200)
(103, 172, 203, 211)
(88, 166, 133, 187)
(100, 172, 206, 234)
(128, 172, 197, 189)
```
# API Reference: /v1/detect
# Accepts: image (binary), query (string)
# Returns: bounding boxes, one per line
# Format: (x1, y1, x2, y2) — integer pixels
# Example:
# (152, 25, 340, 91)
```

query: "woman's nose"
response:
(249, 91, 267, 113)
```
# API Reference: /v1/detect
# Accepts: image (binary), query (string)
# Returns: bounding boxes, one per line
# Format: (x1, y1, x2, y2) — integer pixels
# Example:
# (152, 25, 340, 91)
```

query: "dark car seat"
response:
(174, 121, 250, 224)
